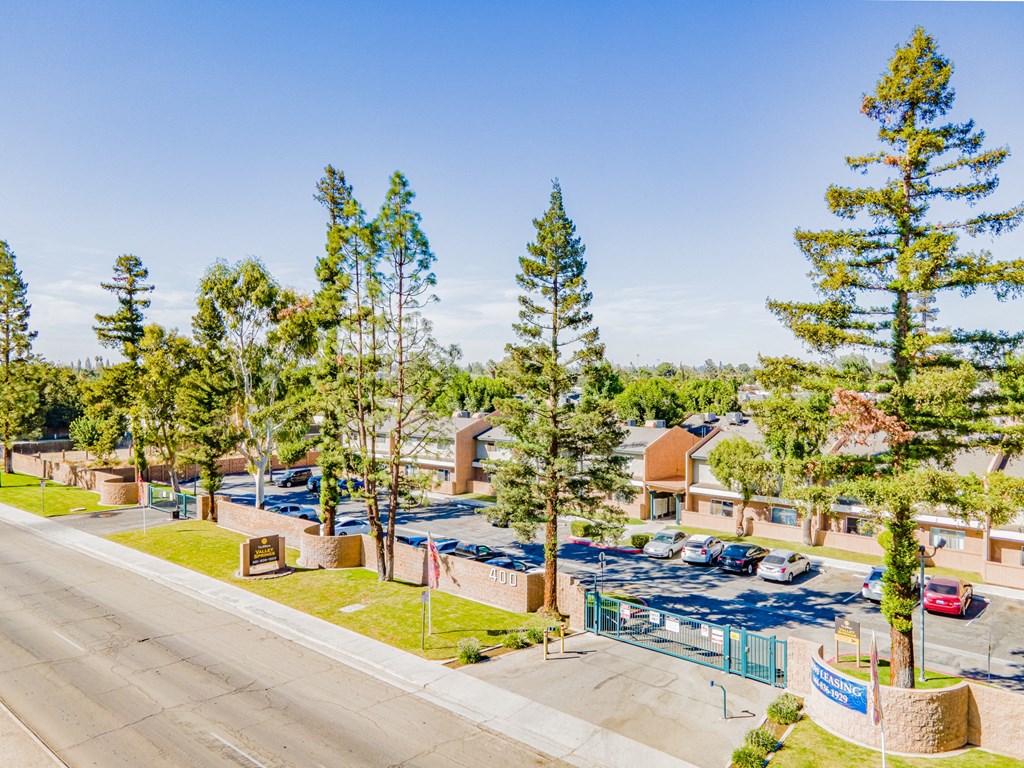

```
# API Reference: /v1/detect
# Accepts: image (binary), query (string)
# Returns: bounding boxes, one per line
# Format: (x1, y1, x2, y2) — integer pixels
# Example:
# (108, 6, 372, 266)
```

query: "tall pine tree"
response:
(768, 28, 1024, 687)
(0, 240, 39, 475)
(489, 181, 634, 614)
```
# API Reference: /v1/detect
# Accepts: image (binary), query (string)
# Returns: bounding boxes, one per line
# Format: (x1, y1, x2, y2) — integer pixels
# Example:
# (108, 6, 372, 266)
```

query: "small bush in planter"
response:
(457, 637, 483, 664)
(767, 692, 802, 725)
(630, 533, 652, 549)
(525, 626, 545, 645)
(502, 631, 531, 650)
(745, 726, 777, 754)
(731, 744, 766, 768)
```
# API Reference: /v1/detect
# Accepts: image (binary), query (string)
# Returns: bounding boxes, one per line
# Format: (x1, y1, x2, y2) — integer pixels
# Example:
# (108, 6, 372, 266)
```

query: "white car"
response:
(268, 503, 319, 521)
(643, 531, 688, 559)
(333, 516, 370, 536)
(758, 550, 811, 583)
(682, 534, 724, 564)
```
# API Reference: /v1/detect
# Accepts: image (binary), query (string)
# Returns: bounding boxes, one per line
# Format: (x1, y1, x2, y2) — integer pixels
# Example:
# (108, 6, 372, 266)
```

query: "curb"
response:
(566, 537, 643, 555)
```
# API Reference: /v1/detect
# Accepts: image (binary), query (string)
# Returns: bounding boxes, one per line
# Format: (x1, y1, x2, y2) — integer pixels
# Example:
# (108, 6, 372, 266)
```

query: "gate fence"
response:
(584, 591, 786, 687)
(147, 484, 198, 519)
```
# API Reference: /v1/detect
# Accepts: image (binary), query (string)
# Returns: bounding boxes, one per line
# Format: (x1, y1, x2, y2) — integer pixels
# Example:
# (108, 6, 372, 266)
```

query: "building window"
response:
(710, 500, 734, 517)
(770, 507, 798, 526)
(614, 490, 633, 504)
(845, 517, 875, 536)
(931, 527, 966, 551)
(436, 469, 450, 483)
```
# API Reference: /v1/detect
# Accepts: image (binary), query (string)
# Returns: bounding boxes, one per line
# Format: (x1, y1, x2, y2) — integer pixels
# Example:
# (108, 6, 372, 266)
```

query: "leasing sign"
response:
(811, 655, 867, 714)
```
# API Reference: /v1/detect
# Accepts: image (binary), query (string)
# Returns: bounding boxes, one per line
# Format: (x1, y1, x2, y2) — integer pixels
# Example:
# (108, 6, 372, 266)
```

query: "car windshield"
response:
(723, 545, 748, 557)
(652, 533, 674, 543)
(928, 583, 959, 596)
(763, 555, 785, 565)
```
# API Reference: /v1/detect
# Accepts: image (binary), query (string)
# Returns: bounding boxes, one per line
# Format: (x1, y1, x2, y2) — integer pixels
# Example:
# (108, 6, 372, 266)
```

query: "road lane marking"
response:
(51, 631, 84, 652)
(210, 732, 267, 768)
(842, 592, 861, 603)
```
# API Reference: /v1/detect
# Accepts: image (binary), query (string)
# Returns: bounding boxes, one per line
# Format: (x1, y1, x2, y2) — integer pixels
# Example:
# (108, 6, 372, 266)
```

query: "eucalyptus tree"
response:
(767, 29, 1024, 687)
(0, 240, 39, 473)
(197, 258, 314, 508)
(487, 181, 634, 614)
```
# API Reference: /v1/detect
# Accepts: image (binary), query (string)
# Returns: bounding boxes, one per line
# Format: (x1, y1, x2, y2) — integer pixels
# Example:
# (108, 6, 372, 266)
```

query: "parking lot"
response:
(223, 470, 1024, 692)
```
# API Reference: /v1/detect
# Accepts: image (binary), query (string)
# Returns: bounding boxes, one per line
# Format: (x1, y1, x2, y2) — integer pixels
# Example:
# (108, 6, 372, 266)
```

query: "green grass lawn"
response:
(151, 482, 196, 497)
(831, 655, 962, 689)
(0, 471, 127, 517)
(455, 493, 497, 503)
(108, 521, 545, 660)
(665, 524, 982, 583)
(772, 718, 1019, 768)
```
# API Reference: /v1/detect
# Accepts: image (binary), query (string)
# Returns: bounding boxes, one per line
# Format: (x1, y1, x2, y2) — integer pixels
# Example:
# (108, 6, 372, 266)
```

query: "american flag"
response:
(426, 532, 441, 589)
(870, 631, 884, 725)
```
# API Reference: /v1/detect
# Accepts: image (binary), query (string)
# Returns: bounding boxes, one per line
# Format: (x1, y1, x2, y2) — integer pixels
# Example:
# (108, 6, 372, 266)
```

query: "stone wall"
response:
(216, 499, 314, 540)
(99, 478, 139, 505)
(297, 530, 362, 569)
(968, 681, 1024, 759)
(791, 640, 1024, 760)
(558, 572, 587, 630)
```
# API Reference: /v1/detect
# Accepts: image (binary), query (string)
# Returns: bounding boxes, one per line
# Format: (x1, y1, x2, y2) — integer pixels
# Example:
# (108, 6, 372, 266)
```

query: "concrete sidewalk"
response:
(0, 697, 65, 768)
(0, 503, 719, 768)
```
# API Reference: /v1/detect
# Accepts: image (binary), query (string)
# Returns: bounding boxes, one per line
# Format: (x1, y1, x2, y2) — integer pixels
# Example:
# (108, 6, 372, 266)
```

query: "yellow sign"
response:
(834, 616, 860, 644)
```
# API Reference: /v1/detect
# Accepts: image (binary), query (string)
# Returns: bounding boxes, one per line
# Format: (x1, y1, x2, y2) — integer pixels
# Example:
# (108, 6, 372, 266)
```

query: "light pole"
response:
(918, 536, 946, 683)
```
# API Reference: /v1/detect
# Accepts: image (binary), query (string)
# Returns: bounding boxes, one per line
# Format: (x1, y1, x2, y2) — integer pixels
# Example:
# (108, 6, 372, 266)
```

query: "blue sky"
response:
(2, 1, 1023, 367)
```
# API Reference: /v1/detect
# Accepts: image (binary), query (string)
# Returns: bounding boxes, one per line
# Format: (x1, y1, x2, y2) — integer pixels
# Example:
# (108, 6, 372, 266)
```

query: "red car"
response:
(923, 577, 974, 617)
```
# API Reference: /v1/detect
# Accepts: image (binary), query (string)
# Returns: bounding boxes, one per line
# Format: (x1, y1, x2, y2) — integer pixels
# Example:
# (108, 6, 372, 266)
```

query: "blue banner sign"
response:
(811, 656, 867, 714)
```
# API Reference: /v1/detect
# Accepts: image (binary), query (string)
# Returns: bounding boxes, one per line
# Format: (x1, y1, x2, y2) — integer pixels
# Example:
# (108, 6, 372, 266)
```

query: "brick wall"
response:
(216, 499, 316, 540)
(968, 681, 1024, 759)
(558, 572, 587, 630)
(297, 531, 362, 569)
(818, 530, 884, 556)
(99, 478, 139, 505)
(983, 560, 1024, 590)
(678, 509, 736, 533)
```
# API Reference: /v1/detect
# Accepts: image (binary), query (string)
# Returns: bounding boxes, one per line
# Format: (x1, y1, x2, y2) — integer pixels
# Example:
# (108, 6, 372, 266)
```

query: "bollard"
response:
(542, 627, 549, 661)
(560, 622, 566, 654)
(710, 680, 728, 720)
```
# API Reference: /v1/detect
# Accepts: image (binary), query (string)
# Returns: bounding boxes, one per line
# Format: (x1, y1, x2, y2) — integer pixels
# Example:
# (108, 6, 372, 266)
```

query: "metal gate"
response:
(147, 485, 198, 519)
(584, 591, 786, 687)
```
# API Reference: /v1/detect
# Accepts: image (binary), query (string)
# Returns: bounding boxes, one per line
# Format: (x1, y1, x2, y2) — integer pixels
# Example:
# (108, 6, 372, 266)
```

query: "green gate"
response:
(584, 591, 786, 687)
(146, 485, 198, 519)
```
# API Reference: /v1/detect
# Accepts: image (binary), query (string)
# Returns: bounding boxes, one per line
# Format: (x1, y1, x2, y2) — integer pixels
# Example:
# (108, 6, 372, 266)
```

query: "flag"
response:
(870, 631, 884, 725)
(426, 532, 441, 589)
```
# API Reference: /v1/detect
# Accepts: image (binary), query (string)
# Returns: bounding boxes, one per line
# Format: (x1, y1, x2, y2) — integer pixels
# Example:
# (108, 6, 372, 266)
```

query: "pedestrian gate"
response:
(584, 591, 787, 687)
(147, 485, 198, 519)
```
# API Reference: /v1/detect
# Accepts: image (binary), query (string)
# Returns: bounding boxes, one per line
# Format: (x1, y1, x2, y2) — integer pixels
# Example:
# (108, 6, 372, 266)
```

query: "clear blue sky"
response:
(2, 1, 1022, 367)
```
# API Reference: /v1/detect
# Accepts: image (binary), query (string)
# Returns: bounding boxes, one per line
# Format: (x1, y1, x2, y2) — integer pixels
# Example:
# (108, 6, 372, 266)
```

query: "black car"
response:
(276, 468, 312, 487)
(487, 557, 541, 572)
(718, 543, 769, 575)
(450, 542, 506, 561)
(306, 475, 364, 496)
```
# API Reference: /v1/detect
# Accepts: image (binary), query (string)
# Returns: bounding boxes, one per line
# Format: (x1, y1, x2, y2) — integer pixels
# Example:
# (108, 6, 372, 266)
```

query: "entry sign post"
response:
(834, 616, 862, 668)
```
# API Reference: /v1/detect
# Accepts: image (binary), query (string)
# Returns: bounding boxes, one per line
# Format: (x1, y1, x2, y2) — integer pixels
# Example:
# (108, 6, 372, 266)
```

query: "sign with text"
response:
(242, 535, 283, 576)
(811, 656, 867, 714)
(834, 616, 861, 644)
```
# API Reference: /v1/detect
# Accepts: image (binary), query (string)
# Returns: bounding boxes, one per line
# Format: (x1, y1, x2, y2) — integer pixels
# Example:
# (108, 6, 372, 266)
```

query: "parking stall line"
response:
(842, 592, 861, 603)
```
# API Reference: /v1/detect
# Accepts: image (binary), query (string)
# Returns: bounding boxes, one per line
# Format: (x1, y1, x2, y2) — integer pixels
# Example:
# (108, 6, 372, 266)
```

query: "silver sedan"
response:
(757, 550, 811, 583)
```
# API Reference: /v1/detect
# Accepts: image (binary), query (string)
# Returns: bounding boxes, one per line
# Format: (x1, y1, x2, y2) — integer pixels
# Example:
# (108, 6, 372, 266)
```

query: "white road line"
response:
(51, 630, 84, 652)
(209, 732, 266, 768)
(842, 592, 861, 603)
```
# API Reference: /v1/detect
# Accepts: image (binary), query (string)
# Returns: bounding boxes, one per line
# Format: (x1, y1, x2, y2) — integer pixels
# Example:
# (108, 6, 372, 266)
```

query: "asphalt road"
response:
(0, 520, 563, 768)
(226, 469, 1024, 692)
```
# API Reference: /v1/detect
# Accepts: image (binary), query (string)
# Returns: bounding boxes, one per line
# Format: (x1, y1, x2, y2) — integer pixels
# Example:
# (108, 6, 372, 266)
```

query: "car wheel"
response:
(787, 572, 793, 583)
(337, 532, 347, 536)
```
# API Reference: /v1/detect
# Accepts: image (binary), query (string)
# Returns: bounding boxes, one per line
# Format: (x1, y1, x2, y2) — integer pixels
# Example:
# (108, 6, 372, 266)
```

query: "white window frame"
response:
(770, 507, 798, 527)
(931, 527, 965, 551)
(710, 499, 734, 518)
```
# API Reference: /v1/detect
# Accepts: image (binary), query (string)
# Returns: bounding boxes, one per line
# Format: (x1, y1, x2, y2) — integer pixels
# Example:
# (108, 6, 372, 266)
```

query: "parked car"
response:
(681, 534, 724, 564)
(396, 533, 428, 548)
(450, 542, 506, 561)
(268, 503, 320, 521)
(306, 476, 364, 496)
(861, 566, 920, 602)
(718, 543, 769, 575)
(643, 531, 688, 559)
(306, 476, 321, 495)
(487, 557, 541, 572)
(923, 577, 974, 617)
(276, 468, 312, 487)
(333, 516, 370, 536)
(416, 537, 459, 554)
(757, 550, 811, 583)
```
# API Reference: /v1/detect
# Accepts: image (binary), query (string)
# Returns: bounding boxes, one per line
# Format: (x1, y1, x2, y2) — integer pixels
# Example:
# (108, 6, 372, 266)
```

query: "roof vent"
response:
(726, 411, 743, 425)
(470, 412, 487, 419)
(703, 413, 719, 424)
(626, 419, 638, 427)
(646, 419, 667, 428)
(453, 410, 470, 418)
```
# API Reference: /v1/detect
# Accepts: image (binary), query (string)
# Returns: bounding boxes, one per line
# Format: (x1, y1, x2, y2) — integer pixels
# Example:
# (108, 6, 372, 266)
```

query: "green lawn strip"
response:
(624, 517, 646, 526)
(454, 493, 497, 503)
(151, 482, 196, 497)
(771, 718, 1017, 768)
(831, 655, 962, 689)
(665, 524, 981, 583)
(0, 471, 128, 517)
(108, 521, 543, 660)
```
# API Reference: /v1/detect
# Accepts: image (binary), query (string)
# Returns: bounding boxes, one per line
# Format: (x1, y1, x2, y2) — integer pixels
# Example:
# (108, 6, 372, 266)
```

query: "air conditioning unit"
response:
(703, 413, 719, 424)
(625, 419, 638, 427)
(726, 411, 743, 425)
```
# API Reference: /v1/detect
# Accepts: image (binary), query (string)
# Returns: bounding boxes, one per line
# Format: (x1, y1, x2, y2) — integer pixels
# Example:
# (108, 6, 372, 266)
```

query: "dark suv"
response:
(276, 468, 312, 487)
(450, 542, 506, 561)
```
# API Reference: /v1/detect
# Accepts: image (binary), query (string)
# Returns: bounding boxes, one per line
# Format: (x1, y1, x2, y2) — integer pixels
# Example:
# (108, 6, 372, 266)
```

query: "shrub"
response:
(730, 745, 765, 768)
(457, 637, 483, 664)
(630, 533, 652, 549)
(502, 632, 531, 650)
(745, 726, 777, 755)
(525, 626, 545, 645)
(570, 520, 593, 538)
(767, 693, 802, 726)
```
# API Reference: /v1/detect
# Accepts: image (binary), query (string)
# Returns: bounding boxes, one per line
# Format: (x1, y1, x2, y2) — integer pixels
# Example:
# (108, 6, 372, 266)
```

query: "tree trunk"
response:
(543, 499, 559, 615)
(735, 502, 747, 537)
(169, 467, 181, 495)
(209, 493, 218, 523)
(889, 624, 916, 689)
(801, 513, 813, 546)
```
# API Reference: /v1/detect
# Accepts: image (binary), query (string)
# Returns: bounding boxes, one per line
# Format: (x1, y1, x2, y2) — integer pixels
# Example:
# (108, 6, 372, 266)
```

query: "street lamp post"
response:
(918, 537, 946, 683)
